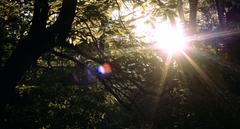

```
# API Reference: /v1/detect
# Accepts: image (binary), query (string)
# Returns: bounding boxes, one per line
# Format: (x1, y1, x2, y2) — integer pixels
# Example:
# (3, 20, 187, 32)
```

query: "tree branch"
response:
(51, 50, 85, 67)
(47, 0, 77, 44)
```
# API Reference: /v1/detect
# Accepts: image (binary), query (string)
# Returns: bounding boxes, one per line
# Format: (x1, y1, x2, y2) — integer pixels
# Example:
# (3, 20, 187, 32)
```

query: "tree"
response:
(0, 0, 77, 104)
(2, 0, 240, 128)
(215, 0, 226, 27)
(188, 0, 199, 32)
(177, 0, 185, 22)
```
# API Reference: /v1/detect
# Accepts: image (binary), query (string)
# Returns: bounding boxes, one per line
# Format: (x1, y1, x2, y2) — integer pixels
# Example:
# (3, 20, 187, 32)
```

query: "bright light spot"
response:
(110, 2, 188, 54)
(97, 66, 105, 74)
(133, 18, 188, 54)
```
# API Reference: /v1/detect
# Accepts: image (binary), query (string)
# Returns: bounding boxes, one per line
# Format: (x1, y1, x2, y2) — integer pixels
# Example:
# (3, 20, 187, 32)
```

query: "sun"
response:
(153, 23, 187, 54)
(132, 18, 188, 54)
(110, 2, 188, 54)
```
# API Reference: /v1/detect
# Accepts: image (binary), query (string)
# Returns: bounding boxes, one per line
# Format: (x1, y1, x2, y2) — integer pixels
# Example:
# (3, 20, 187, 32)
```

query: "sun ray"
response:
(179, 50, 238, 106)
(181, 51, 215, 87)
(180, 51, 228, 99)
(157, 54, 172, 93)
(185, 29, 240, 43)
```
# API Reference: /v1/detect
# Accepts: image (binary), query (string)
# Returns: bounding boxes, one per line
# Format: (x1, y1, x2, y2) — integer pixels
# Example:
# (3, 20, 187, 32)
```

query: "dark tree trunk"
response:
(0, 23, 3, 69)
(188, 0, 199, 33)
(226, 3, 240, 24)
(0, 0, 77, 105)
(177, 0, 185, 23)
(224, 3, 240, 64)
(215, 0, 226, 28)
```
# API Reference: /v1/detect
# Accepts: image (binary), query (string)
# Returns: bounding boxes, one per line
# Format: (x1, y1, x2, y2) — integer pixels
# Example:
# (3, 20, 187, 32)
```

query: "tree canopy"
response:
(1, 0, 240, 129)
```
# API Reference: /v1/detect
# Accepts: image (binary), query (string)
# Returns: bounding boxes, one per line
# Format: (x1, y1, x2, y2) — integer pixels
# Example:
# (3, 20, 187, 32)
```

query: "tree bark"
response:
(215, 0, 226, 28)
(188, 0, 199, 33)
(177, 0, 185, 23)
(0, 0, 77, 104)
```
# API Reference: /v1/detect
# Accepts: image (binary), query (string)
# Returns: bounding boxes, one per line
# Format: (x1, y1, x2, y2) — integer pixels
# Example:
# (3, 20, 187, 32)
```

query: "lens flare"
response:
(97, 66, 105, 74)
(96, 63, 112, 75)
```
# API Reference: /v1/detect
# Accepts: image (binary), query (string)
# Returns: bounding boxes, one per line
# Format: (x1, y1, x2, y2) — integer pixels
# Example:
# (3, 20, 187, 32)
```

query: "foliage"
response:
(1, 0, 240, 129)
